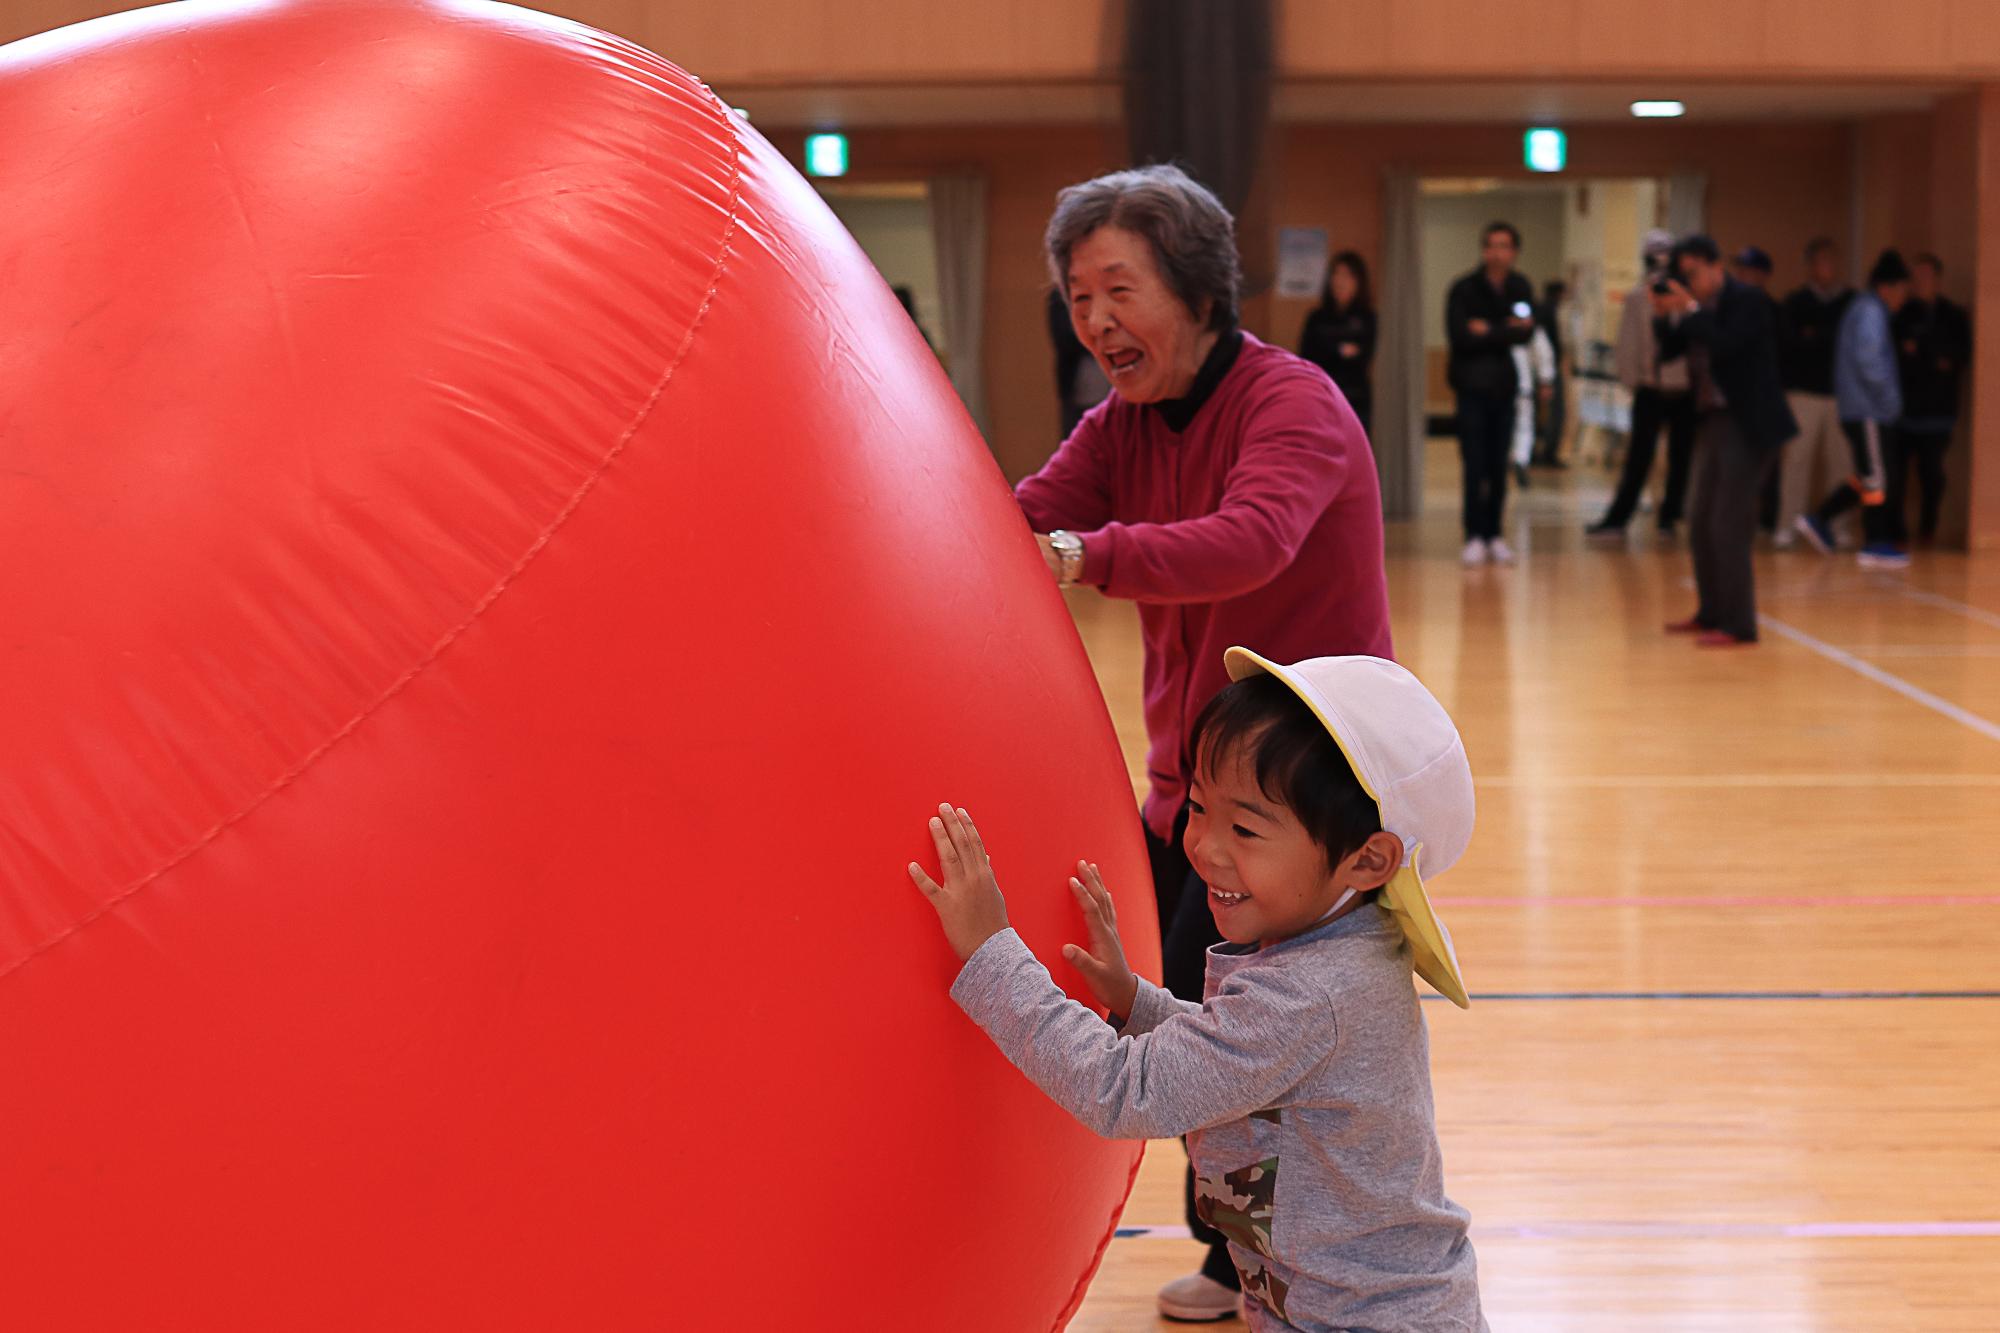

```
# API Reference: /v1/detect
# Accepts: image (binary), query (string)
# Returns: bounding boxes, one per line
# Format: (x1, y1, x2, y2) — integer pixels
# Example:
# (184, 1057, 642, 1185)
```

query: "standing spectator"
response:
(1446, 222, 1536, 566)
(1730, 247, 1783, 532)
(1732, 246, 1775, 293)
(1795, 250, 1913, 569)
(1892, 253, 1972, 548)
(1016, 164, 1392, 1324)
(1654, 235, 1798, 647)
(1298, 250, 1378, 440)
(1533, 279, 1570, 467)
(1773, 238, 1854, 547)
(1586, 230, 1696, 543)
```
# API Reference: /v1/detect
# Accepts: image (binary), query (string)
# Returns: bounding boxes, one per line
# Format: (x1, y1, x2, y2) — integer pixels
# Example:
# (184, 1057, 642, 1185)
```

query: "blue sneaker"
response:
(1857, 543, 1912, 570)
(1793, 513, 1836, 555)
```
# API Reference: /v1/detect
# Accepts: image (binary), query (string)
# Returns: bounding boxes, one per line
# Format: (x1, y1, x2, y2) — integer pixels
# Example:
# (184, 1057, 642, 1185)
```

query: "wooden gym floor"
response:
(1063, 451, 2000, 1331)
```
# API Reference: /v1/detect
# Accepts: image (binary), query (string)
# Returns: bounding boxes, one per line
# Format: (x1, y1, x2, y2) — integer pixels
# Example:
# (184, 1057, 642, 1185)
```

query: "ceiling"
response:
(723, 80, 1957, 130)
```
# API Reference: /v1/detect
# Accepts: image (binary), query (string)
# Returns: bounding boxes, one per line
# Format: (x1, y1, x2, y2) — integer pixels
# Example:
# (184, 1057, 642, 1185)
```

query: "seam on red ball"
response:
(0, 91, 747, 989)
(1052, 1140, 1148, 1330)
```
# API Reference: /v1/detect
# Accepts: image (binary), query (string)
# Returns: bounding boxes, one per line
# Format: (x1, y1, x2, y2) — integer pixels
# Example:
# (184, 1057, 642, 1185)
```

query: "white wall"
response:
(818, 187, 948, 359)
(1419, 186, 1569, 351)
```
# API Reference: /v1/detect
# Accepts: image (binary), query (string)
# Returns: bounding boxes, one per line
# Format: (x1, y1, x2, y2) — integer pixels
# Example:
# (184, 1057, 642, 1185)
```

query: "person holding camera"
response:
(1652, 235, 1798, 647)
(1586, 229, 1697, 544)
(1445, 222, 1536, 566)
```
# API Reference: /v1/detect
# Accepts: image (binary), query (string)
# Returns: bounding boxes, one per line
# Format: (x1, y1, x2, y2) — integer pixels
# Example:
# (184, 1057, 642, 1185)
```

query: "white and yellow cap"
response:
(1223, 648, 1475, 1008)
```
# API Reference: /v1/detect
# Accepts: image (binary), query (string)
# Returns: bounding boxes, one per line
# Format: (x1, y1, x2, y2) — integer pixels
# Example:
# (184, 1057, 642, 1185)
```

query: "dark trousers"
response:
(1535, 368, 1567, 463)
(1601, 388, 1697, 530)
(1889, 426, 1953, 543)
(1688, 413, 1779, 641)
(1813, 420, 1892, 547)
(1144, 809, 1235, 1288)
(1456, 392, 1514, 541)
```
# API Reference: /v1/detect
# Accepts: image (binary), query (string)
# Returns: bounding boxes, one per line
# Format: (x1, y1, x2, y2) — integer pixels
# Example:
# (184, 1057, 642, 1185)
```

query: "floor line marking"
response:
(1861, 643, 2000, 658)
(1759, 613, 2000, 743)
(1477, 773, 2000, 789)
(1419, 989, 2000, 1002)
(1112, 1221, 2000, 1241)
(1895, 584, 2000, 632)
(1434, 893, 2000, 908)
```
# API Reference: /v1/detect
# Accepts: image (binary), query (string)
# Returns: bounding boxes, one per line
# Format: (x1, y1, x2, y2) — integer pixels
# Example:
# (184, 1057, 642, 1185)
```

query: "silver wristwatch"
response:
(1047, 530, 1085, 587)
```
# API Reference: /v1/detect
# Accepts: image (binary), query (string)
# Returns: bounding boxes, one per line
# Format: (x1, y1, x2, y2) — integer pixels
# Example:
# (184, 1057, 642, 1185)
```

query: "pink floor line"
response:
(1432, 893, 2000, 908)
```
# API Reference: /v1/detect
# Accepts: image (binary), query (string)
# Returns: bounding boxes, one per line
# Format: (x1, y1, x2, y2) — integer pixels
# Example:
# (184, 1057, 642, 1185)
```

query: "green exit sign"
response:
(805, 132, 849, 178)
(1525, 127, 1567, 173)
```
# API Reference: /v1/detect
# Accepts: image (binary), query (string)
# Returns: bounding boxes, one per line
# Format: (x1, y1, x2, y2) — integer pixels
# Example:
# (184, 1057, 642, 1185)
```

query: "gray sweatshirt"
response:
(951, 903, 1485, 1333)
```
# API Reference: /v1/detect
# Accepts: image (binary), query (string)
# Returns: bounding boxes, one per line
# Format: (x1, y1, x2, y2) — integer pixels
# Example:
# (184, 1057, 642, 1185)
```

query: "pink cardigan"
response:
(1016, 332, 1393, 839)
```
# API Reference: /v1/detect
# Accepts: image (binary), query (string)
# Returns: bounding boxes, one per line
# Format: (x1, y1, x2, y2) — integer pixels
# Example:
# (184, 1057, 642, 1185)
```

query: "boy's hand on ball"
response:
(910, 804, 1010, 962)
(1062, 861, 1138, 1021)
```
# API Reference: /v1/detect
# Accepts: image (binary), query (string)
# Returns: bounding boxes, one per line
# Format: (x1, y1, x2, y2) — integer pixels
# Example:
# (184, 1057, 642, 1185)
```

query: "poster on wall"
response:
(1275, 226, 1329, 299)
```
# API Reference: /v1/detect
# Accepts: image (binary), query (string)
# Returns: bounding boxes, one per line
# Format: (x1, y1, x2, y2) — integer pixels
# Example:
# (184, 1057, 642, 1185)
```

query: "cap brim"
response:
(1223, 647, 1472, 1008)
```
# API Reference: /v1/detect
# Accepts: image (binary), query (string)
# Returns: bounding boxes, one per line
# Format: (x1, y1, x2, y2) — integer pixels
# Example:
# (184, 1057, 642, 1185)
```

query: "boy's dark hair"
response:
(1869, 248, 1912, 287)
(1481, 221, 1521, 249)
(1671, 233, 1721, 267)
(1189, 675, 1383, 873)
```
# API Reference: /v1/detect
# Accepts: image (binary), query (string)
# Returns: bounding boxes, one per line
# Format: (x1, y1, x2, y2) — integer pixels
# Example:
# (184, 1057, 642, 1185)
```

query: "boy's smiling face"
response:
(1185, 737, 1401, 950)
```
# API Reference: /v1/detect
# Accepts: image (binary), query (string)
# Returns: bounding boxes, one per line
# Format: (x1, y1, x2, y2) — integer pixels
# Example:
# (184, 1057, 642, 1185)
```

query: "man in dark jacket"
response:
(1892, 253, 1973, 546)
(1445, 221, 1536, 566)
(1654, 235, 1799, 647)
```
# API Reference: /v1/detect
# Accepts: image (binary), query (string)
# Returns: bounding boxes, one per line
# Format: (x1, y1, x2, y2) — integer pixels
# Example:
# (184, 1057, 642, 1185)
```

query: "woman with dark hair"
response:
(1298, 250, 1377, 438)
(1012, 163, 1393, 1324)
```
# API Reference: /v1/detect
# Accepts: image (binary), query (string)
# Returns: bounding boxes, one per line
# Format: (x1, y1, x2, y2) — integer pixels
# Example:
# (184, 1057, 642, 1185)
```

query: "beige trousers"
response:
(1777, 392, 1848, 539)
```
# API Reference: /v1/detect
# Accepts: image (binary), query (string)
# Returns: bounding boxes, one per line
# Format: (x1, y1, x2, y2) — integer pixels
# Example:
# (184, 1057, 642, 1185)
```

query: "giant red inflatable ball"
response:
(0, 2, 1160, 1329)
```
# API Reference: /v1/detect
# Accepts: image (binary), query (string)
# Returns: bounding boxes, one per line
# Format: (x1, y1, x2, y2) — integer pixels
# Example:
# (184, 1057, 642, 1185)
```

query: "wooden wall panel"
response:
(10, 1, 2000, 81)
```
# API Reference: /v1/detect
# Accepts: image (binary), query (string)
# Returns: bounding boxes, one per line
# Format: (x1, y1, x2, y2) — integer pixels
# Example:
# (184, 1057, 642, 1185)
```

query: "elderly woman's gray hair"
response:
(1044, 164, 1241, 333)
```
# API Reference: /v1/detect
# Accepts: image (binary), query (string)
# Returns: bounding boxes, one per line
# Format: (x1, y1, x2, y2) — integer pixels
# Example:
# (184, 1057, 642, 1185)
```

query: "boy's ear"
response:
(1342, 832, 1406, 891)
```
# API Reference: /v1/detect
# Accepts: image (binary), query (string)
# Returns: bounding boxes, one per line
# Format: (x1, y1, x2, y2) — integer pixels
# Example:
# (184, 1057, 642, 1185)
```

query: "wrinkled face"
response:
(1184, 738, 1368, 949)
(1065, 226, 1212, 404)
(1329, 262, 1359, 307)
(1913, 262, 1941, 302)
(1808, 247, 1841, 288)
(1481, 228, 1519, 273)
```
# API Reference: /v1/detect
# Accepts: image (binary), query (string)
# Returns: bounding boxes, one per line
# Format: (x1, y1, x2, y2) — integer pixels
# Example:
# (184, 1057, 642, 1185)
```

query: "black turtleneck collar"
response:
(1149, 328, 1243, 433)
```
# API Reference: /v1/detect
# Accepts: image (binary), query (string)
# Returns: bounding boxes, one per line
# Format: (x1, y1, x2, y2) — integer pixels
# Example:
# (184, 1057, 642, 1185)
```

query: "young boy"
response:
(910, 651, 1485, 1332)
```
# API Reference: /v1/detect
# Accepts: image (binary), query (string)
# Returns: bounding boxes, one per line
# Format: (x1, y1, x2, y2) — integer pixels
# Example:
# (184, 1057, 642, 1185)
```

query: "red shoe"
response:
(1665, 617, 1707, 635)
(1695, 630, 1756, 648)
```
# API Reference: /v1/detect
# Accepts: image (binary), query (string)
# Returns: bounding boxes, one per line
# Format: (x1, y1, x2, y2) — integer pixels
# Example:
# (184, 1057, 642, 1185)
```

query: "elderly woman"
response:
(1013, 164, 1392, 1323)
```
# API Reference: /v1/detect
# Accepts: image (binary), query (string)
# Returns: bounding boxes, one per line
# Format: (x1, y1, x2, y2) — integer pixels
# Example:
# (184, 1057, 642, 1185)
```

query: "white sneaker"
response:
(1157, 1272, 1242, 1322)
(1488, 538, 1517, 564)
(1460, 538, 1488, 567)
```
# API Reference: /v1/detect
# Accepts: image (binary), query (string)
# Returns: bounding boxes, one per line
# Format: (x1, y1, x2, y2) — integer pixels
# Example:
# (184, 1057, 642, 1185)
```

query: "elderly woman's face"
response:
(1065, 225, 1213, 404)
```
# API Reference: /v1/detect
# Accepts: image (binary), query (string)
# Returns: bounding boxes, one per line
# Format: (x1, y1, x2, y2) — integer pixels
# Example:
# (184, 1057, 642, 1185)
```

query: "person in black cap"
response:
(1731, 246, 1775, 294)
(1794, 250, 1913, 568)
(1892, 253, 1973, 547)
(1651, 235, 1797, 647)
